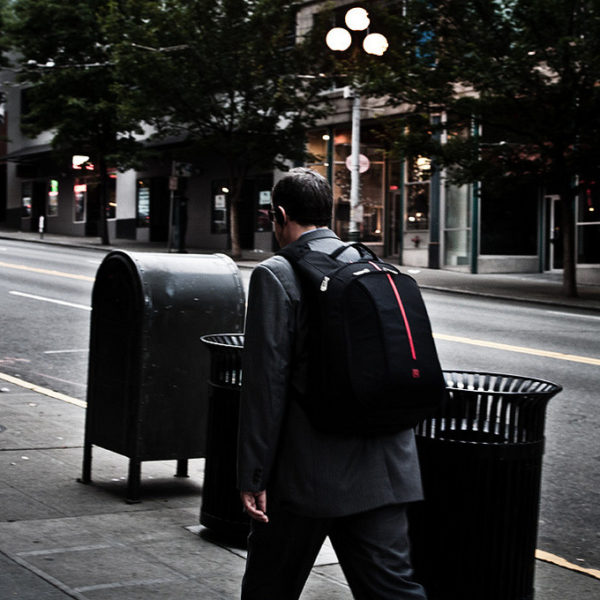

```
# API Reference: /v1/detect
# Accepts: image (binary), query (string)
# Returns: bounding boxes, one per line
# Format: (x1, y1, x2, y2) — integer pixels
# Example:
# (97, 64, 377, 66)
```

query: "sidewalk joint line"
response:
(0, 446, 83, 452)
(0, 549, 88, 600)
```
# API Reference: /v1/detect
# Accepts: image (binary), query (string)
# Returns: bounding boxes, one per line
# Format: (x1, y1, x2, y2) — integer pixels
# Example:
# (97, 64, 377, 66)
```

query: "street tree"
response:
(5, 0, 144, 245)
(375, 0, 600, 296)
(105, 0, 332, 258)
(0, 0, 11, 102)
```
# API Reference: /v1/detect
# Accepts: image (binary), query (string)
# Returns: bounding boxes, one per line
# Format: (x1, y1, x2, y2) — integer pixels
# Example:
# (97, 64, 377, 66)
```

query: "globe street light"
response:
(325, 27, 352, 52)
(326, 7, 388, 241)
(345, 7, 370, 31)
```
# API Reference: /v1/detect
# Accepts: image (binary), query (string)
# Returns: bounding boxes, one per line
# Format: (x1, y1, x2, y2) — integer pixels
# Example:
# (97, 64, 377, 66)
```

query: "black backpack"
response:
(279, 240, 446, 435)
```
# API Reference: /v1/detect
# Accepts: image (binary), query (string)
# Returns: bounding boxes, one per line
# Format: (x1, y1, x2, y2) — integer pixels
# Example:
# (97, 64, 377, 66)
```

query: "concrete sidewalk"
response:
(1, 226, 599, 312)
(0, 384, 349, 599)
(1, 378, 599, 599)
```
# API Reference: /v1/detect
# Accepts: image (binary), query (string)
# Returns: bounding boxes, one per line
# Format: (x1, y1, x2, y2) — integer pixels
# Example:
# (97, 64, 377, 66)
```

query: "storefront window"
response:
(480, 180, 537, 255)
(331, 129, 385, 243)
(211, 182, 229, 234)
(403, 155, 431, 250)
(73, 182, 86, 222)
(577, 224, 600, 263)
(405, 156, 431, 234)
(444, 184, 471, 267)
(22, 182, 32, 217)
(306, 127, 386, 243)
(579, 183, 599, 223)
(306, 129, 329, 168)
(137, 179, 150, 227)
(578, 183, 600, 263)
(107, 174, 117, 219)
(256, 190, 271, 232)
(406, 156, 432, 183)
(405, 184, 429, 230)
(47, 179, 59, 217)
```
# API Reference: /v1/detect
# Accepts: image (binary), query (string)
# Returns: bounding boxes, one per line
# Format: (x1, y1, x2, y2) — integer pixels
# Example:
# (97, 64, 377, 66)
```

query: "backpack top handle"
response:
(330, 242, 380, 262)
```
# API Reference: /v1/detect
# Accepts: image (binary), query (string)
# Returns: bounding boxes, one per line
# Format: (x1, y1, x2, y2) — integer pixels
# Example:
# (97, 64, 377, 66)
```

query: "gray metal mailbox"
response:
(80, 250, 245, 502)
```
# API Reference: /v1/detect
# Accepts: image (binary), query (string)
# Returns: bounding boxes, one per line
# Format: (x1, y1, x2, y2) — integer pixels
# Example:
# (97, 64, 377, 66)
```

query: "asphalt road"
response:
(0, 239, 598, 573)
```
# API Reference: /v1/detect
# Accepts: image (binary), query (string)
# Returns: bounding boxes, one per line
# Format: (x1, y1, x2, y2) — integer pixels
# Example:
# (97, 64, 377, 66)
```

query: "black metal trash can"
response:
(200, 333, 249, 543)
(80, 251, 245, 503)
(409, 371, 562, 600)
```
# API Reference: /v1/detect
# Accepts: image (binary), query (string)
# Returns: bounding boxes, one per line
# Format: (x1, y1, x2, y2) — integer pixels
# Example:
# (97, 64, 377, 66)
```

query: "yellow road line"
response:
(434, 333, 600, 366)
(0, 371, 87, 408)
(0, 260, 94, 282)
(536, 549, 600, 579)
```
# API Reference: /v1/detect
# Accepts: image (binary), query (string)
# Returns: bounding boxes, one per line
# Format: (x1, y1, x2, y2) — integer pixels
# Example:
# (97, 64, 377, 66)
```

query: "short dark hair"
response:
(272, 167, 332, 227)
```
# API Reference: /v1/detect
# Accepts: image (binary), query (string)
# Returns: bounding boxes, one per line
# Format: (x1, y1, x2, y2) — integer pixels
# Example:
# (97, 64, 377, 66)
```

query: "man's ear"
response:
(275, 205, 286, 227)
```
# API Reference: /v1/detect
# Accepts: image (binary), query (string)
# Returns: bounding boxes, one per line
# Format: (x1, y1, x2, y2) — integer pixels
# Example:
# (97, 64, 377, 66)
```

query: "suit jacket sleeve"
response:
(237, 261, 296, 492)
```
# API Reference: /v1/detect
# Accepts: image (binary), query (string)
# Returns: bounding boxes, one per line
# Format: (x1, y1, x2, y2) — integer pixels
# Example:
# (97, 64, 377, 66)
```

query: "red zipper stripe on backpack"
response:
(369, 262, 417, 361)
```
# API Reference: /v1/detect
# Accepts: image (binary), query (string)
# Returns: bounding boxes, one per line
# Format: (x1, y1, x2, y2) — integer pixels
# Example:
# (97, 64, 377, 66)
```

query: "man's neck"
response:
(281, 223, 318, 246)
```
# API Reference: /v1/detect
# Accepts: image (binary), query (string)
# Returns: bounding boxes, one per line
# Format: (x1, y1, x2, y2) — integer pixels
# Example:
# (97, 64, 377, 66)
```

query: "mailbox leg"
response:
(126, 459, 142, 504)
(175, 459, 189, 478)
(78, 439, 93, 484)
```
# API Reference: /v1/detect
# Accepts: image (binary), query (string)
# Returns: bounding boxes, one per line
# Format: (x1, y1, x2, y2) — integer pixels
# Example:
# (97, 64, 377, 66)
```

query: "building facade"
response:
(1, 1, 598, 284)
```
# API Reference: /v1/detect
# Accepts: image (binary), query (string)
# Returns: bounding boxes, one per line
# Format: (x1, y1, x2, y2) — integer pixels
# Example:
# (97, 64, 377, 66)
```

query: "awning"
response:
(2, 143, 52, 162)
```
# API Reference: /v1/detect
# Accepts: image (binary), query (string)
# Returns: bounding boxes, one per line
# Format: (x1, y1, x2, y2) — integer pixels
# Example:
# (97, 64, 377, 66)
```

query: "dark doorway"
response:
(85, 182, 100, 236)
(547, 195, 563, 269)
(239, 175, 273, 250)
(29, 181, 46, 232)
(150, 177, 170, 242)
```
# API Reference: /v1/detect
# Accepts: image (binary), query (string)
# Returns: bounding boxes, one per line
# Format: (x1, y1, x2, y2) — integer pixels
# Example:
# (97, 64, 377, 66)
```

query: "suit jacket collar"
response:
(289, 228, 338, 248)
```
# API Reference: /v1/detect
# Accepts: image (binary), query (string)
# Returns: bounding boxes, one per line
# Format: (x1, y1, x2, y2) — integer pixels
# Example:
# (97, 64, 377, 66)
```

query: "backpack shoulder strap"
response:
(330, 242, 380, 262)
(277, 231, 341, 264)
(277, 242, 309, 264)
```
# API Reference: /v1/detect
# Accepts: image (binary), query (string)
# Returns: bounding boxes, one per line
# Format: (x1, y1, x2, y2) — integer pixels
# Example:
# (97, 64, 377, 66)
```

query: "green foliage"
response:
(5, 0, 143, 168)
(383, 0, 600, 191)
(105, 0, 333, 175)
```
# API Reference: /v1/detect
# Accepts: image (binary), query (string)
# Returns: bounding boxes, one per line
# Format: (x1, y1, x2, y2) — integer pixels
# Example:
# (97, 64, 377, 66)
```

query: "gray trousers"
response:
(241, 503, 427, 600)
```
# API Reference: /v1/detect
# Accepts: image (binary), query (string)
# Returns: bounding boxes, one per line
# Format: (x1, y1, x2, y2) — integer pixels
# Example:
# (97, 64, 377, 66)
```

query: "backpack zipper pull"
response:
(320, 276, 330, 292)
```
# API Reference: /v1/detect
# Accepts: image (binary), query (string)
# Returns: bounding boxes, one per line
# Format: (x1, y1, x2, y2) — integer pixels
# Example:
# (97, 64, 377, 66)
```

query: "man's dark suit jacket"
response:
(237, 228, 424, 518)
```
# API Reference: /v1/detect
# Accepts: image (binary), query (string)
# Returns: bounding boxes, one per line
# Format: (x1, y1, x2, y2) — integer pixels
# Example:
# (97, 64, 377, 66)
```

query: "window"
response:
(480, 180, 537, 255)
(578, 182, 600, 263)
(107, 174, 117, 219)
(74, 182, 86, 222)
(211, 182, 229, 234)
(444, 183, 471, 267)
(307, 126, 385, 243)
(47, 179, 59, 217)
(22, 182, 32, 217)
(137, 179, 150, 227)
(405, 156, 431, 232)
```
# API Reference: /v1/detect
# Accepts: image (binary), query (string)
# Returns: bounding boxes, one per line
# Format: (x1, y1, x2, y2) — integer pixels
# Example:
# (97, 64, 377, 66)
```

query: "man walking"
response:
(237, 167, 427, 599)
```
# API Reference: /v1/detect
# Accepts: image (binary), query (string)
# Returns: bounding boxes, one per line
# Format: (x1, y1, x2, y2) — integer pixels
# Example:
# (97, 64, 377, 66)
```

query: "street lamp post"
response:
(326, 7, 388, 242)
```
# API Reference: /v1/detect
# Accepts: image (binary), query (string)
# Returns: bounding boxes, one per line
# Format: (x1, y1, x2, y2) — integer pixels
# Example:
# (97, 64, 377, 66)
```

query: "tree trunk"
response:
(228, 166, 247, 260)
(99, 155, 110, 246)
(230, 195, 242, 260)
(559, 186, 578, 297)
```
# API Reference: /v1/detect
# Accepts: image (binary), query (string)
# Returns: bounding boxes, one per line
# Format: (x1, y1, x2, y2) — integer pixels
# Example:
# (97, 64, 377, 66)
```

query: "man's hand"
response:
(241, 490, 269, 523)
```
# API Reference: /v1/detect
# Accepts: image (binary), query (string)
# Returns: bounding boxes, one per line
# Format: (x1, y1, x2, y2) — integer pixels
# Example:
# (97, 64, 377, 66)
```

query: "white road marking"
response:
(43, 349, 88, 354)
(9, 290, 91, 311)
(545, 310, 600, 321)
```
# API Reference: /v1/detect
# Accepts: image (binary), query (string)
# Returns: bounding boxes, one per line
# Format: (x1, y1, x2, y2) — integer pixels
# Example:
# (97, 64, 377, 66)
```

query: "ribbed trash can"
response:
(200, 333, 249, 543)
(409, 371, 562, 600)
